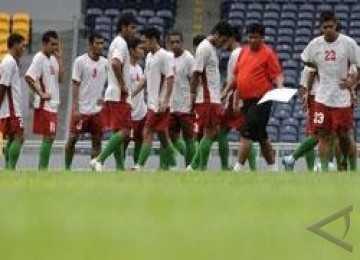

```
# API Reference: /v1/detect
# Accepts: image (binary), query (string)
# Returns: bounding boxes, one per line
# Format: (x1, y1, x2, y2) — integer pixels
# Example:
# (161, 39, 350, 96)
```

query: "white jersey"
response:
(0, 54, 22, 118)
(144, 48, 174, 112)
(72, 53, 107, 115)
(170, 50, 194, 113)
(104, 35, 131, 104)
(193, 39, 221, 104)
(301, 34, 360, 107)
(129, 63, 147, 121)
(26, 52, 60, 113)
(299, 66, 319, 96)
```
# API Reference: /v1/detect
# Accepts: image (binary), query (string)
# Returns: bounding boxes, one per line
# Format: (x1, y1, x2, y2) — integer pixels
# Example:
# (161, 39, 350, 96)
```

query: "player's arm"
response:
(112, 48, 128, 94)
(131, 78, 146, 98)
(268, 51, 284, 88)
(190, 46, 207, 105)
(190, 71, 201, 105)
(159, 55, 175, 112)
(0, 84, 6, 107)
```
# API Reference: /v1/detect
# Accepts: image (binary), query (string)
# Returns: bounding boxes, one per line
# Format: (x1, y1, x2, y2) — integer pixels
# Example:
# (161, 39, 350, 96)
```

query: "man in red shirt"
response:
(229, 23, 284, 172)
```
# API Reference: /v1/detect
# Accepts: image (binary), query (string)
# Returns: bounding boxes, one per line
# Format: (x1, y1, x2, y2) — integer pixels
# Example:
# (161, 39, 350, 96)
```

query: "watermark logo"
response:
(308, 205, 353, 252)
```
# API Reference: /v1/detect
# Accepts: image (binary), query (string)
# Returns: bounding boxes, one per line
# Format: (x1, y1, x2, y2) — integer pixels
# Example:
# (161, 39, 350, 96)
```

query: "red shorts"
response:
(221, 107, 245, 131)
(33, 108, 57, 136)
(0, 116, 24, 136)
(313, 102, 353, 133)
(102, 101, 132, 131)
(69, 110, 103, 136)
(306, 95, 316, 135)
(169, 112, 195, 137)
(194, 103, 222, 129)
(145, 109, 170, 132)
(131, 117, 146, 143)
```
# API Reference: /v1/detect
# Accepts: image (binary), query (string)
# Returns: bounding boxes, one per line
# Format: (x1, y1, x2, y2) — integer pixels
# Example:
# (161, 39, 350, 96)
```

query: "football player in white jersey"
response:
(301, 11, 360, 171)
(0, 34, 26, 170)
(90, 13, 137, 171)
(167, 31, 196, 167)
(123, 36, 146, 165)
(187, 21, 233, 170)
(65, 32, 107, 170)
(132, 27, 176, 170)
(25, 30, 64, 170)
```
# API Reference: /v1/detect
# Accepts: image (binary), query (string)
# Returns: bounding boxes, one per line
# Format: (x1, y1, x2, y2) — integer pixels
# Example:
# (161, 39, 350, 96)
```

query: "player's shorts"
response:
(169, 112, 195, 137)
(221, 107, 245, 131)
(102, 101, 132, 131)
(131, 116, 146, 143)
(306, 95, 316, 135)
(69, 110, 103, 136)
(0, 116, 24, 136)
(194, 103, 222, 129)
(145, 109, 170, 132)
(241, 98, 272, 142)
(33, 108, 57, 136)
(313, 102, 353, 133)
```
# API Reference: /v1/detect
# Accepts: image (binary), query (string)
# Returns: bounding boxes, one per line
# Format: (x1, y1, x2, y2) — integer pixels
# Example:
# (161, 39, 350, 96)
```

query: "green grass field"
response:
(0, 171, 359, 260)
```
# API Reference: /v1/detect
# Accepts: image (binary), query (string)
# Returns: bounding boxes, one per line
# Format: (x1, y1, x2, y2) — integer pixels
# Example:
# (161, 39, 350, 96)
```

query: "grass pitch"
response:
(0, 171, 359, 260)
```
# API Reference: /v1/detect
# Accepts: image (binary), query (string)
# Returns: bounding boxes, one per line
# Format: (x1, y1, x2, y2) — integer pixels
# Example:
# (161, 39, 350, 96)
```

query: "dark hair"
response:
(210, 21, 233, 38)
(116, 12, 137, 33)
(193, 34, 206, 47)
(42, 30, 58, 43)
(88, 31, 103, 44)
(168, 30, 183, 41)
(231, 26, 242, 42)
(127, 36, 142, 50)
(140, 27, 161, 43)
(7, 33, 25, 49)
(246, 23, 265, 36)
(320, 10, 337, 25)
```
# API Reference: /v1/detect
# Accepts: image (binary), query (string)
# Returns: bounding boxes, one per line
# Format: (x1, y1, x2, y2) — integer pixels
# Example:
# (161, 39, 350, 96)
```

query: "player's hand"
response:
(340, 75, 356, 90)
(74, 108, 81, 123)
(97, 98, 104, 106)
(190, 92, 196, 106)
(221, 90, 228, 101)
(40, 91, 52, 101)
(300, 92, 308, 110)
(53, 41, 63, 60)
(159, 100, 169, 113)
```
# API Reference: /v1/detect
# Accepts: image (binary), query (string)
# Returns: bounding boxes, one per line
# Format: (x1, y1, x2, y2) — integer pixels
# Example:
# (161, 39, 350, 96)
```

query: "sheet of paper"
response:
(257, 88, 298, 104)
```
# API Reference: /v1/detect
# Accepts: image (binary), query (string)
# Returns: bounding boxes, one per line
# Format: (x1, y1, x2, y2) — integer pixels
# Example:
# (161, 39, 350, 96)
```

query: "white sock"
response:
(269, 163, 278, 172)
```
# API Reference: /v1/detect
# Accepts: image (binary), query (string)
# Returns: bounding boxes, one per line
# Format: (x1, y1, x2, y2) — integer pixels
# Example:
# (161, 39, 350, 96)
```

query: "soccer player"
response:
(301, 11, 360, 171)
(90, 12, 137, 171)
(25, 30, 64, 170)
(123, 36, 147, 165)
(0, 33, 26, 170)
(231, 23, 284, 172)
(64, 32, 107, 170)
(220, 26, 257, 171)
(132, 27, 176, 170)
(187, 21, 233, 170)
(168, 31, 196, 167)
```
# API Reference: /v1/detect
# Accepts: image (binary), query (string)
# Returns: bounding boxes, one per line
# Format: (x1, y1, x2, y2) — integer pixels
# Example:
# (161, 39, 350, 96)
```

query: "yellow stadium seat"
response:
(0, 44, 7, 60)
(0, 23, 10, 34)
(12, 12, 31, 45)
(0, 33, 8, 45)
(0, 12, 10, 24)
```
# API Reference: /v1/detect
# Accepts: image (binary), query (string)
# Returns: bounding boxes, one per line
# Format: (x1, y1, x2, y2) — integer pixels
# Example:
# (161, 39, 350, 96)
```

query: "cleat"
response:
(282, 156, 295, 171)
(90, 159, 103, 172)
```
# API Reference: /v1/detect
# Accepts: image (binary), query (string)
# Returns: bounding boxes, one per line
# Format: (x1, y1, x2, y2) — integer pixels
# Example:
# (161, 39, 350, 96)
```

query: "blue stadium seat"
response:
(298, 20, 313, 30)
(280, 20, 296, 29)
(294, 43, 307, 53)
(139, 9, 155, 18)
(278, 52, 291, 61)
(264, 35, 276, 46)
(298, 12, 314, 21)
(282, 118, 299, 129)
(248, 3, 263, 12)
(282, 4, 298, 12)
(277, 35, 293, 45)
(350, 20, 360, 28)
(122, 8, 137, 15)
(149, 17, 165, 27)
(349, 29, 360, 37)
(104, 8, 120, 20)
(247, 11, 262, 20)
(335, 5, 350, 13)
(296, 28, 312, 37)
(86, 8, 103, 29)
(265, 3, 281, 13)
(264, 20, 278, 29)
(229, 19, 242, 27)
(294, 36, 311, 45)
(274, 109, 291, 119)
(317, 4, 333, 13)
(281, 12, 297, 21)
(229, 11, 244, 19)
(264, 12, 280, 20)
(293, 109, 306, 120)
(308, 0, 324, 4)
(299, 4, 315, 13)
(277, 44, 292, 54)
(283, 60, 298, 70)
(230, 3, 246, 11)
(268, 117, 281, 127)
(279, 28, 294, 36)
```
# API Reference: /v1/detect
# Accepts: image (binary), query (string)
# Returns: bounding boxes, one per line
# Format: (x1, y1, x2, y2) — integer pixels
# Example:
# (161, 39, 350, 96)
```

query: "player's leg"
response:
(348, 129, 357, 171)
(136, 126, 154, 168)
(64, 133, 80, 170)
(90, 133, 102, 161)
(37, 111, 57, 170)
(181, 115, 196, 167)
(39, 135, 55, 170)
(217, 127, 230, 170)
(247, 140, 257, 171)
(4, 135, 13, 169)
(133, 118, 145, 165)
(8, 129, 24, 170)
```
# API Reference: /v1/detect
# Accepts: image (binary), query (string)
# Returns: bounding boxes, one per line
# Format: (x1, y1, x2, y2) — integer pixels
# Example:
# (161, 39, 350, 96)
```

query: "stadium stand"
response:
(85, 0, 177, 53)
(12, 12, 31, 46)
(0, 12, 10, 60)
(221, 0, 360, 142)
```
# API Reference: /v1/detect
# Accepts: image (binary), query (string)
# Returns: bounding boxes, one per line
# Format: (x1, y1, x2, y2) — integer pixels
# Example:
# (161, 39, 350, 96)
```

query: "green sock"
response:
(114, 143, 125, 170)
(190, 145, 201, 170)
(8, 140, 22, 170)
(133, 143, 141, 165)
(98, 132, 123, 164)
(138, 143, 152, 167)
(4, 140, 11, 169)
(247, 141, 257, 171)
(217, 129, 229, 170)
(65, 149, 74, 170)
(304, 148, 315, 171)
(320, 157, 329, 172)
(199, 137, 213, 170)
(159, 145, 168, 170)
(174, 138, 186, 155)
(349, 156, 357, 171)
(39, 138, 53, 170)
(163, 145, 176, 169)
(185, 139, 196, 166)
(292, 135, 318, 160)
